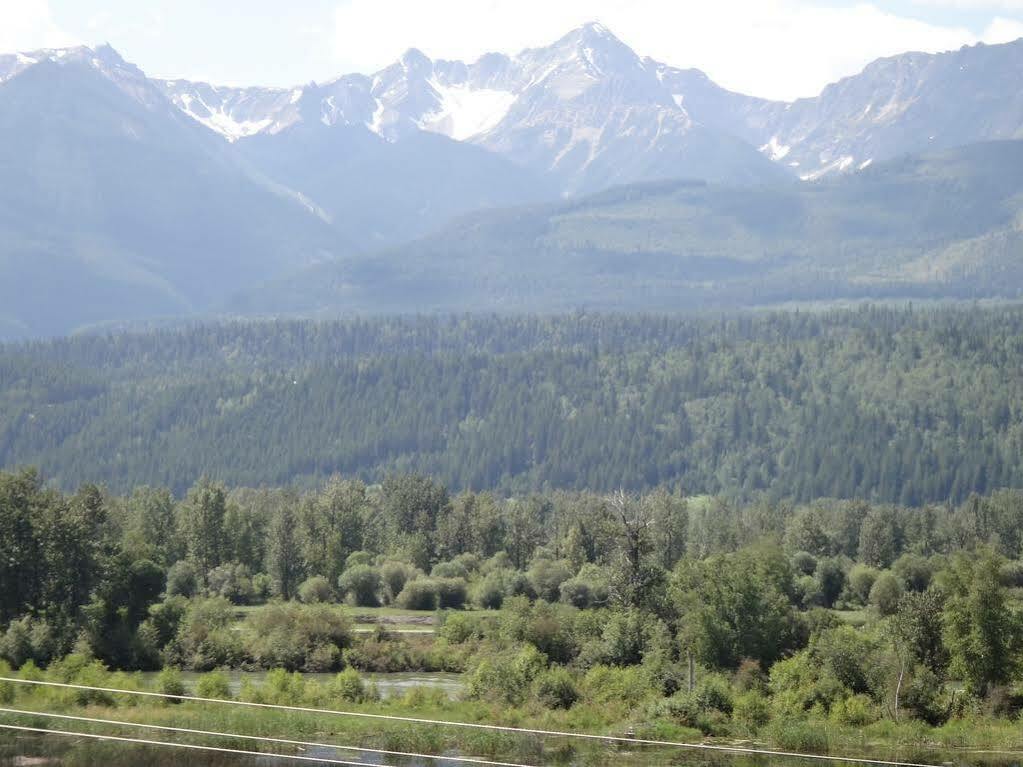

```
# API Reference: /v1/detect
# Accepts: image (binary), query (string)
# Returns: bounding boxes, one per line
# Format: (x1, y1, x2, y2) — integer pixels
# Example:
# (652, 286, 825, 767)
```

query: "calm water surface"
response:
(136, 670, 464, 700)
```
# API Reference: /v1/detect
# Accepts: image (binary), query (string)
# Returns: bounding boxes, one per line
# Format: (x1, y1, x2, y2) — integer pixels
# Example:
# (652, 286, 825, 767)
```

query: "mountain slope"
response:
(655, 38, 1023, 179)
(162, 23, 789, 194)
(235, 117, 557, 248)
(159, 28, 1023, 189)
(469, 23, 787, 192)
(235, 140, 1023, 315)
(0, 46, 345, 338)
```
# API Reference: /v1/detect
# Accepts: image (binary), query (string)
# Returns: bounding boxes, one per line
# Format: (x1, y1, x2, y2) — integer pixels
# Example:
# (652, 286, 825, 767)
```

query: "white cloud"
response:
(331, 0, 1017, 100)
(982, 15, 1023, 40)
(0, 0, 76, 53)
(910, 0, 1023, 9)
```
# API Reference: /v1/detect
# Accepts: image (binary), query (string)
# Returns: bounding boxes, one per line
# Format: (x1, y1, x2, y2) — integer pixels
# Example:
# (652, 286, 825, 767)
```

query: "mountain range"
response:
(233, 140, 1023, 315)
(2, 24, 1023, 338)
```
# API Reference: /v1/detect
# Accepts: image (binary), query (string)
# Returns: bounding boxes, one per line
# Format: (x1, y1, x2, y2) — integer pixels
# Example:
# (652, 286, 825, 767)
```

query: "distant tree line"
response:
(2, 468, 1023, 707)
(2, 306, 1023, 503)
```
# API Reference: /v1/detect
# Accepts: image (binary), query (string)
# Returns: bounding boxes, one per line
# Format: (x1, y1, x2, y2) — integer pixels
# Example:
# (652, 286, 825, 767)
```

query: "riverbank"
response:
(3, 663, 1023, 767)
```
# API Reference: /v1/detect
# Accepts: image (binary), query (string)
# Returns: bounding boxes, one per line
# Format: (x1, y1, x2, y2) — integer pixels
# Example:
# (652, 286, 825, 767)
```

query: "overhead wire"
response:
(0, 723, 410, 766)
(0, 706, 538, 767)
(0, 677, 948, 767)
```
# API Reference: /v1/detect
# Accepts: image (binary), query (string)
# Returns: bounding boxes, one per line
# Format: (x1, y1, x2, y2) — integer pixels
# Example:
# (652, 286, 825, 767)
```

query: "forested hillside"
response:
(236, 141, 1023, 316)
(2, 307, 1022, 502)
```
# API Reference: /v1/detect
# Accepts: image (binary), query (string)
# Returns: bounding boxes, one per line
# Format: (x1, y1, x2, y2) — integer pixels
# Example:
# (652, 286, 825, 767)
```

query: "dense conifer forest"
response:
(2, 306, 1022, 502)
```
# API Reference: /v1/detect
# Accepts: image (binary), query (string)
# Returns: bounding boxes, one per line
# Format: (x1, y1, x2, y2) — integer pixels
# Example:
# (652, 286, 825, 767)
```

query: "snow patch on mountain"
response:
(800, 155, 855, 181)
(178, 92, 273, 140)
(760, 136, 791, 161)
(418, 80, 516, 140)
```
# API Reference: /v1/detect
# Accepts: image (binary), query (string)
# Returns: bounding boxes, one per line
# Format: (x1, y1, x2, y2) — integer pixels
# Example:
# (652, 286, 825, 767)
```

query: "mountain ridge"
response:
(8, 26, 1023, 188)
(3, 26, 1023, 338)
(231, 139, 1023, 317)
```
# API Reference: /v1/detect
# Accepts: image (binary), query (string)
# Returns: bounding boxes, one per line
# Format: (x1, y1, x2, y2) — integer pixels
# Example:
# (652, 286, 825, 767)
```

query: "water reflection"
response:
(136, 670, 464, 700)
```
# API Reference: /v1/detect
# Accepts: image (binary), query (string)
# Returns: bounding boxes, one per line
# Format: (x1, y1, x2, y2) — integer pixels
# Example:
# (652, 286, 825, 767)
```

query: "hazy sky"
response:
(2, 0, 1022, 100)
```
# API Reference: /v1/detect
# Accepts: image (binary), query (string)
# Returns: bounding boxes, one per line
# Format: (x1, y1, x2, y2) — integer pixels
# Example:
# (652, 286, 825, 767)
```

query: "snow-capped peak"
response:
(399, 48, 432, 74)
(0, 44, 120, 84)
(561, 21, 619, 46)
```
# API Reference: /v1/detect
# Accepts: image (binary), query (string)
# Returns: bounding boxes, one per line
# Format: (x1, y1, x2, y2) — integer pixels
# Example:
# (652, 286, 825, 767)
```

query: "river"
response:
(135, 670, 464, 700)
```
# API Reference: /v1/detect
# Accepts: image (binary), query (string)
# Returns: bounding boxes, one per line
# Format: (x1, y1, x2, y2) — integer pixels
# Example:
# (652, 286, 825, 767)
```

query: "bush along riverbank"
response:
(4, 471, 1023, 763)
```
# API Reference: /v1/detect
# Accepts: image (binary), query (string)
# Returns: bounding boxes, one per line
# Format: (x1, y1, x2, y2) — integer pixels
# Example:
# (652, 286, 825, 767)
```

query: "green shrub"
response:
(47, 656, 115, 706)
(901, 666, 947, 725)
(166, 560, 198, 598)
(337, 565, 382, 607)
(765, 718, 829, 753)
(733, 691, 771, 730)
(252, 573, 273, 602)
(155, 667, 186, 701)
(380, 561, 418, 603)
(434, 578, 468, 609)
(796, 574, 823, 608)
(142, 596, 188, 648)
(694, 674, 734, 715)
(0, 660, 14, 704)
(482, 552, 513, 573)
(345, 551, 374, 569)
(331, 668, 374, 702)
(559, 578, 593, 608)
(846, 564, 879, 605)
(769, 651, 846, 715)
(438, 613, 487, 643)
(206, 562, 255, 604)
(599, 609, 669, 667)
(344, 637, 413, 672)
(472, 572, 506, 610)
(534, 668, 580, 709)
(791, 551, 817, 575)
(306, 643, 343, 672)
(892, 553, 933, 592)
(396, 579, 439, 610)
(451, 553, 482, 575)
(869, 572, 903, 616)
(431, 560, 469, 579)
(815, 557, 847, 608)
(196, 669, 232, 699)
(165, 598, 242, 671)
(998, 560, 1023, 588)
(261, 668, 306, 705)
(0, 616, 56, 668)
(245, 603, 352, 671)
(733, 659, 767, 693)
(583, 665, 655, 707)
(830, 693, 878, 726)
(527, 559, 572, 602)
(298, 576, 334, 604)
(650, 691, 702, 729)
(466, 646, 546, 706)
(811, 625, 879, 695)
(501, 599, 580, 664)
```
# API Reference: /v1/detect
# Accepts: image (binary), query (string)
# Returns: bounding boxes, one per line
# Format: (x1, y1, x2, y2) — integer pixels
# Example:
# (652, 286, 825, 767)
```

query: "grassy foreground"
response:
(2, 661, 1023, 767)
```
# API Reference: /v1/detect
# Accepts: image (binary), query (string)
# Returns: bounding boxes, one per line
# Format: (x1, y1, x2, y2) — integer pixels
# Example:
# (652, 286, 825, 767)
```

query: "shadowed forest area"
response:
(2, 306, 1022, 502)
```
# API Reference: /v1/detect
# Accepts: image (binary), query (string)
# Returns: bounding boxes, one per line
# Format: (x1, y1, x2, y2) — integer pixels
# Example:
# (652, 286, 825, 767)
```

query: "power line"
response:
(0, 707, 536, 767)
(0, 677, 945, 767)
(0, 723, 394, 766)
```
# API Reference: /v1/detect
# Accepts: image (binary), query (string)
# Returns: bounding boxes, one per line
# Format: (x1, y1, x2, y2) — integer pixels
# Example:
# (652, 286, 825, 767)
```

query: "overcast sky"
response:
(2, 0, 1022, 100)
